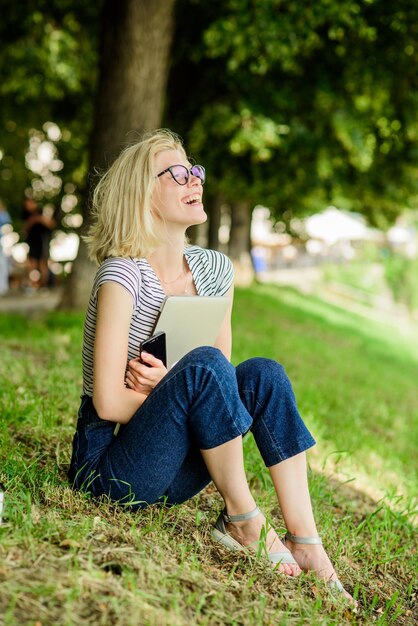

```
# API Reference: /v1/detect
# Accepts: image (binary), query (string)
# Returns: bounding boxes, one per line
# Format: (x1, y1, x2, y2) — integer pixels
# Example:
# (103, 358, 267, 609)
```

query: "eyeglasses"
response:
(156, 164, 205, 186)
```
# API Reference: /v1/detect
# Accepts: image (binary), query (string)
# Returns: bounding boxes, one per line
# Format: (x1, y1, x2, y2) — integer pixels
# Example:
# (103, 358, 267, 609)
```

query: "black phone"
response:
(139, 331, 167, 367)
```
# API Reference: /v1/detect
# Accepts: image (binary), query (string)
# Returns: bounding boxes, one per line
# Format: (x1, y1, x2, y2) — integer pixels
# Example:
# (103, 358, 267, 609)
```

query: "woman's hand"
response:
(125, 352, 167, 395)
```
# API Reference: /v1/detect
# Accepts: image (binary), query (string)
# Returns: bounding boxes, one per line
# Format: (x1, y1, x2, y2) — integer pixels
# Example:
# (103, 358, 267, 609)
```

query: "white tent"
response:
(304, 207, 368, 245)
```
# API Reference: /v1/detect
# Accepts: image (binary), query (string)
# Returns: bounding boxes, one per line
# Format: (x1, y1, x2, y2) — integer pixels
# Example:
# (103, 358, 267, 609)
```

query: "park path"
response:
(0, 273, 414, 332)
(0, 288, 62, 314)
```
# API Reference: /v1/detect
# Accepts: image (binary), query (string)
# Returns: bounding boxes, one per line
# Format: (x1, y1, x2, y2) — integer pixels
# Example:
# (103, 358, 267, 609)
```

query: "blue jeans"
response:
(68, 347, 315, 509)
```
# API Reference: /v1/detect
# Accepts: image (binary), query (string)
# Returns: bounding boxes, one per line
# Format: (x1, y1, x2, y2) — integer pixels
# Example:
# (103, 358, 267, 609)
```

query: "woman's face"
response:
(151, 149, 207, 231)
(24, 198, 38, 212)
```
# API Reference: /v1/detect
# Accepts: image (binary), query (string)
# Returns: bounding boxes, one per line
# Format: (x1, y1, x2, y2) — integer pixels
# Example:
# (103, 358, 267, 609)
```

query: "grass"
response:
(233, 285, 418, 500)
(0, 284, 417, 625)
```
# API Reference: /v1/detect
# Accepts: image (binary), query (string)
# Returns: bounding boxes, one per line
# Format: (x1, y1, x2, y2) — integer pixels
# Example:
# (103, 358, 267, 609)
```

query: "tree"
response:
(1, 0, 417, 295)
(167, 0, 418, 265)
(61, 0, 176, 308)
(0, 0, 175, 308)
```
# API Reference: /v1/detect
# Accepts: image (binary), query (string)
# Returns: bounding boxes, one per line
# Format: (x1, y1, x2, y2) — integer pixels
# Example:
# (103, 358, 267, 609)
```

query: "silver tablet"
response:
(153, 295, 230, 368)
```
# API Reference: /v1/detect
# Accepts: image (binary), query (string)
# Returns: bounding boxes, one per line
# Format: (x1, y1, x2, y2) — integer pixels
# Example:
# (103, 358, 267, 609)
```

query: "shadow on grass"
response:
(0, 427, 416, 626)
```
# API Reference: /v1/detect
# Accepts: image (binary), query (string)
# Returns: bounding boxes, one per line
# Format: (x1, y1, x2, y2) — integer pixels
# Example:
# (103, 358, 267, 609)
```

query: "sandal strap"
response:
(269, 551, 298, 565)
(329, 578, 345, 593)
(285, 531, 323, 545)
(222, 506, 261, 524)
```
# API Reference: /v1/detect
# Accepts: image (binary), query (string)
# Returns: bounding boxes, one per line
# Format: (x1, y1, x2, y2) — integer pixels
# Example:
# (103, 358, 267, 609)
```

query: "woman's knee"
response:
(236, 357, 288, 385)
(174, 347, 251, 445)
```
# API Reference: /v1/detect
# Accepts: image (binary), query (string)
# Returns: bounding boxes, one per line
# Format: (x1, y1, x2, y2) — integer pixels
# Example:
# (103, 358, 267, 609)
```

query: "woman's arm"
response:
(92, 282, 165, 423)
(213, 286, 234, 361)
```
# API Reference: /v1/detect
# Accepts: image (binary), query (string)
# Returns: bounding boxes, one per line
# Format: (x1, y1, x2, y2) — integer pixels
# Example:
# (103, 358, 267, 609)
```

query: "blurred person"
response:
(21, 197, 56, 289)
(68, 129, 355, 604)
(0, 199, 11, 295)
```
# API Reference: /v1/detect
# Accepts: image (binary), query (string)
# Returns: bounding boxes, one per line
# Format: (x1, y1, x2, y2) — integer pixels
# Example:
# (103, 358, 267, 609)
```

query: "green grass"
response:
(0, 285, 417, 625)
(233, 285, 418, 500)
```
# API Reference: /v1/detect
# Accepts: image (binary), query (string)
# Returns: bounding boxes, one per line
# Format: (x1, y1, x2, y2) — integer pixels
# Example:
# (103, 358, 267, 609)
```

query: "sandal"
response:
(284, 532, 347, 595)
(212, 506, 298, 567)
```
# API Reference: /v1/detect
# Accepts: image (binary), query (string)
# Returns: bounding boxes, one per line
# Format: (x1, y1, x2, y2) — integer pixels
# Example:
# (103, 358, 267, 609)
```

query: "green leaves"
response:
(1, 0, 418, 228)
(0, 8, 98, 104)
(169, 0, 418, 226)
(0, 2, 99, 217)
(203, 0, 371, 74)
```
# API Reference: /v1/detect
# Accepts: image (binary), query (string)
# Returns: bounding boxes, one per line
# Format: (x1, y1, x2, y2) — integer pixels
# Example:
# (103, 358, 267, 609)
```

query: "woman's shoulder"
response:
(185, 246, 234, 295)
(97, 256, 141, 277)
(185, 245, 231, 267)
(93, 257, 142, 296)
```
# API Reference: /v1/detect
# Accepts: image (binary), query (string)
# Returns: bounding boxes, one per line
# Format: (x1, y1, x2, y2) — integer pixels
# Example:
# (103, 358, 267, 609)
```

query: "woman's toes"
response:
(287, 562, 301, 577)
(275, 560, 301, 577)
(330, 581, 356, 605)
(292, 562, 301, 576)
(225, 518, 300, 577)
(285, 542, 356, 602)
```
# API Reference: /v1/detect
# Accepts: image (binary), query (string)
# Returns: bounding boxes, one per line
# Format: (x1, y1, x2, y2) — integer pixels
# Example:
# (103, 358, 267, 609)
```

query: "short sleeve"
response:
(92, 257, 141, 306)
(205, 249, 234, 296)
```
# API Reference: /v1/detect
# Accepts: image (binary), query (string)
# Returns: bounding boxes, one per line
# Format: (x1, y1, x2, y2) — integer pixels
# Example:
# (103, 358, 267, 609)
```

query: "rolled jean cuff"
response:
(198, 412, 253, 450)
(262, 434, 316, 467)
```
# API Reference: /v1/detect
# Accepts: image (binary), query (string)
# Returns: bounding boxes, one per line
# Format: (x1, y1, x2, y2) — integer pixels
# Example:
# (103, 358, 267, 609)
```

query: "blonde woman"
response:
(68, 129, 354, 602)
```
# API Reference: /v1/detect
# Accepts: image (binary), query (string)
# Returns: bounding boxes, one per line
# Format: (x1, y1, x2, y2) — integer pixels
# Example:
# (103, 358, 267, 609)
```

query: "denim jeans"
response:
(68, 347, 315, 509)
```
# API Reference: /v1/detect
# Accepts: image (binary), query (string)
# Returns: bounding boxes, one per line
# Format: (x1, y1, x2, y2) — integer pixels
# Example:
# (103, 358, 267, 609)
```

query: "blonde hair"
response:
(85, 129, 187, 264)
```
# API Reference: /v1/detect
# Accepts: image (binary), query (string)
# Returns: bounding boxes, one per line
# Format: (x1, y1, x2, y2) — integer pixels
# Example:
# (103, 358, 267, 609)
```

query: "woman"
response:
(68, 129, 353, 602)
(22, 197, 55, 289)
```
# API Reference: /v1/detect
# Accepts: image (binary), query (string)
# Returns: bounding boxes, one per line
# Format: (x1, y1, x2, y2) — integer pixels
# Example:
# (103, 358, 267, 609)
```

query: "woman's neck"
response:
(147, 241, 186, 284)
(147, 239, 197, 296)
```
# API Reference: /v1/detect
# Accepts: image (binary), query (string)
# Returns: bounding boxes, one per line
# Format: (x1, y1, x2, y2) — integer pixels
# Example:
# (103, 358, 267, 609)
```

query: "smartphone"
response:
(139, 331, 167, 367)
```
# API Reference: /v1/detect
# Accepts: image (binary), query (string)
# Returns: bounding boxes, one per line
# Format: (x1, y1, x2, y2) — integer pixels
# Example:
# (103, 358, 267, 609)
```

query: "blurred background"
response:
(0, 0, 417, 320)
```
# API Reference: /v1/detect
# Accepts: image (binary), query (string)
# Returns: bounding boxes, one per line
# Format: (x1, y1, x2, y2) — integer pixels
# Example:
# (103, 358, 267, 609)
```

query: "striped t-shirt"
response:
(82, 245, 234, 396)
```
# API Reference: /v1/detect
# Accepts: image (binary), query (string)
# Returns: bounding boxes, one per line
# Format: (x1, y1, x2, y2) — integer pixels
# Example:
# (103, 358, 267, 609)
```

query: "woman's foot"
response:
(284, 535, 355, 603)
(223, 512, 301, 576)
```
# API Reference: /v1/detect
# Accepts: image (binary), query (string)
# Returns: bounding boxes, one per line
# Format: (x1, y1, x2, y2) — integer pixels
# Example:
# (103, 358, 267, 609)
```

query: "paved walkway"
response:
(0, 275, 415, 332)
(0, 288, 63, 314)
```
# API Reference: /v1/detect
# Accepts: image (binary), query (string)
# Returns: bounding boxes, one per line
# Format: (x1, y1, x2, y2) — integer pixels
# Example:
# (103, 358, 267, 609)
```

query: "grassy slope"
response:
(232, 285, 418, 500)
(0, 285, 416, 626)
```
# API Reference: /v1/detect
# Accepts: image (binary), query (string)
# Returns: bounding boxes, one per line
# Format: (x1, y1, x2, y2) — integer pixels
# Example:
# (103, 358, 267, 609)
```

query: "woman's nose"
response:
(189, 173, 202, 187)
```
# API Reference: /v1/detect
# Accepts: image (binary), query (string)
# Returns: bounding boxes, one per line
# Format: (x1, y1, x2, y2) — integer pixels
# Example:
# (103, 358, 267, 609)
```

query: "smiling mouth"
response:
(183, 194, 202, 205)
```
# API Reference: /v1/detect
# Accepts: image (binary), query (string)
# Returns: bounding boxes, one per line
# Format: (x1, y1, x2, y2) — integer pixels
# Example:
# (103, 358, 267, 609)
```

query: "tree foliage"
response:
(0, 0, 100, 220)
(1, 0, 417, 236)
(167, 0, 418, 229)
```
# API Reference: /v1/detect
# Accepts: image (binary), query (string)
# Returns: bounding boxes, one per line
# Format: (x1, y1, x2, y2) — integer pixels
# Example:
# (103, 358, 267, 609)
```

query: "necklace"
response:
(150, 257, 193, 295)
(183, 272, 190, 295)
(157, 263, 192, 295)
(162, 271, 190, 295)
(159, 268, 186, 285)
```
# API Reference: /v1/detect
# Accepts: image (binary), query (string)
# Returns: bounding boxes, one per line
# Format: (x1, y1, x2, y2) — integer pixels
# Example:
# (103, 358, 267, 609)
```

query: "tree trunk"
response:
(61, 0, 175, 309)
(229, 200, 254, 286)
(207, 194, 222, 251)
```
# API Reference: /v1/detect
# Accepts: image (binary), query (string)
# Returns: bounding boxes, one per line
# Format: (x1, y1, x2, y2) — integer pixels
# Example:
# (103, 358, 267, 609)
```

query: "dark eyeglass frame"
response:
(156, 164, 205, 186)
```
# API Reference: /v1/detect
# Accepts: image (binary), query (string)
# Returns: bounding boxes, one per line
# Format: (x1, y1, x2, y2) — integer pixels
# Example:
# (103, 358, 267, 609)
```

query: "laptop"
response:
(152, 295, 230, 368)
